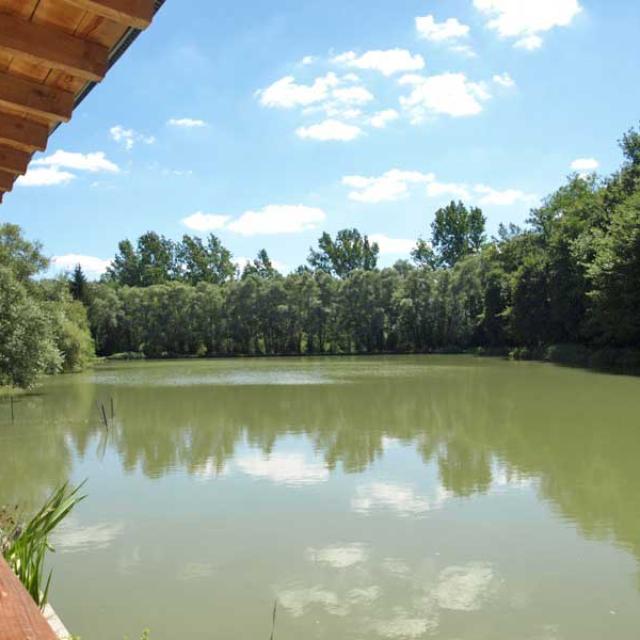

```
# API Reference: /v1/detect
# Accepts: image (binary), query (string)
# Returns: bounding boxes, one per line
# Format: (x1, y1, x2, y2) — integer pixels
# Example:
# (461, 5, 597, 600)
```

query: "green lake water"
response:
(2, 356, 640, 639)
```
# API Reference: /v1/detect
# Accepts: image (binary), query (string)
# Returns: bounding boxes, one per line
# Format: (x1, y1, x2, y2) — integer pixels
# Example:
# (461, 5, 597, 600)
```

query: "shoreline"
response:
(99, 345, 640, 376)
(44, 603, 72, 640)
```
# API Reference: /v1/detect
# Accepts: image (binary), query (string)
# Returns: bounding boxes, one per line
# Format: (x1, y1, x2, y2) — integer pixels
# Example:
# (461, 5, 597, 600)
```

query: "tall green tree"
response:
(177, 234, 235, 285)
(69, 264, 88, 303)
(430, 201, 486, 268)
(106, 239, 141, 286)
(0, 267, 61, 388)
(0, 223, 49, 281)
(308, 229, 379, 277)
(136, 232, 176, 286)
(242, 249, 279, 280)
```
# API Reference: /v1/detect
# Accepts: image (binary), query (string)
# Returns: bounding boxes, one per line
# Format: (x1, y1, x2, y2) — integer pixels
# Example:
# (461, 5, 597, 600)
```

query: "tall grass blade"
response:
(1, 482, 86, 607)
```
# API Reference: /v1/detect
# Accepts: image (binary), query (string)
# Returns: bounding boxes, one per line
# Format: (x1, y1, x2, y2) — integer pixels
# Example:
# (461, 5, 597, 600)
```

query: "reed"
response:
(2, 482, 86, 607)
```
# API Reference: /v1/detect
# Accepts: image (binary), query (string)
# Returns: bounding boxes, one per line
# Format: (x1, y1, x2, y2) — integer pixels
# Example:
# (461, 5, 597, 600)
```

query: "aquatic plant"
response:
(1, 482, 86, 607)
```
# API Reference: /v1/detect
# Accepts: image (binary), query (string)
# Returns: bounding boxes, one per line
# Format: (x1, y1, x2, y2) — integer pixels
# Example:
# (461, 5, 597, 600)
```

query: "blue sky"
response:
(3, 0, 639, 277)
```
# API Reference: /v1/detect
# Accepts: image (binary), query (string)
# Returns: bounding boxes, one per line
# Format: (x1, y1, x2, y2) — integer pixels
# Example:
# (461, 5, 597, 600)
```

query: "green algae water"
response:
(2, 356, 640, 639)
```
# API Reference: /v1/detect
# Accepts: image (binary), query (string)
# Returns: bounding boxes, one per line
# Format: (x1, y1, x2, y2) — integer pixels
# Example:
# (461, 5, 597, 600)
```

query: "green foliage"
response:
(430, 201, 486, 267)
(308, 228, 379, 277)
(587, 192, 640, 344)
(8, 125, 640, 367)
(0, 223, 49, 281)
(410, 238, 437, 269)
(1, 483, 85, 607)
(242, 249, 280, 280)
(107, 233, 236, 287)
(0, 267, 62, 388)
(0, 225, 95, 389)
(177, 234, 235, 285)
(40, 279, 95, 372)
(69, 264, 88, 303)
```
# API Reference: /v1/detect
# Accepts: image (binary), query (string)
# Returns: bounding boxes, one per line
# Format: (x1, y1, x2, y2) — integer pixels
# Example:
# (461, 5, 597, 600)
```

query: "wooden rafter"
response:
(0, 13, 110, 82)
(0, 0, 164, 205)
(0, 71, 74, 122)
(0, 145, 32, 175)
(0, 113, 49, 152)
(64, 0, 156, 29)
(0, 169, 16, 192)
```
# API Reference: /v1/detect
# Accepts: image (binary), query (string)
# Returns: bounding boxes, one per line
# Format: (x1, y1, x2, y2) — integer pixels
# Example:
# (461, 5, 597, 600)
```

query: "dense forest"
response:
(1, 126, 639, 388)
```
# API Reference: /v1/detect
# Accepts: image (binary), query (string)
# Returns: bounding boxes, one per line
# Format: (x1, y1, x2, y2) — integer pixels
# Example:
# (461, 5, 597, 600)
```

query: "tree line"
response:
(84, 127, 640, 361)
(1, 125, 639, 387)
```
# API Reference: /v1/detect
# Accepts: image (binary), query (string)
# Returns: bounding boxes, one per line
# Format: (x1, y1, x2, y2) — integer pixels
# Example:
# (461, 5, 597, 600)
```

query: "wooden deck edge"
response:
(43, 604, 72, 640)
(0, 556, 66, 640)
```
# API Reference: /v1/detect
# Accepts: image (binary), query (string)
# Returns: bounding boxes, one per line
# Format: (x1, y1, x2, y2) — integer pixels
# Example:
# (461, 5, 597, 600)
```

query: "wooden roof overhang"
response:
(0, 0, 165, 205)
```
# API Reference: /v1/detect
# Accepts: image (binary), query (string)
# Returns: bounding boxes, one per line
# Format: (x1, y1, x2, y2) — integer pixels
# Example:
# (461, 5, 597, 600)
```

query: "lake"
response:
(1, 356, 640, 639)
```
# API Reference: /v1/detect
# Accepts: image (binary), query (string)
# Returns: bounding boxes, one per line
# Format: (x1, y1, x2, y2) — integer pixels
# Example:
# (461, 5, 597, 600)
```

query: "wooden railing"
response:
(0, 556, 58, 640)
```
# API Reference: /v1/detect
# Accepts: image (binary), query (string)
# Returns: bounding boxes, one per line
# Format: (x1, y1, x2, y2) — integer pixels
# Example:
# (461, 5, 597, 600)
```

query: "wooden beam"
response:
(0, 71, 74, 122)
(0, 113, 49, 152)
(0, 557, 58, 640)
(0, 169, 16, 192)
(65, 0, 155, 29)
(0, 14, 109, 82)
(0, 145, 31, 175)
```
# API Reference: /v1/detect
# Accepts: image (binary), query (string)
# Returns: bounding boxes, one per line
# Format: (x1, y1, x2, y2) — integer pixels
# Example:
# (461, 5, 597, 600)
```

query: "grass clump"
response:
(0, 482, 86, 607)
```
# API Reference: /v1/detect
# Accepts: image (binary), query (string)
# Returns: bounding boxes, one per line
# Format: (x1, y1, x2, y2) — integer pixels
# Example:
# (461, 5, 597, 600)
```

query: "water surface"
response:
(2, 356, 640, 639)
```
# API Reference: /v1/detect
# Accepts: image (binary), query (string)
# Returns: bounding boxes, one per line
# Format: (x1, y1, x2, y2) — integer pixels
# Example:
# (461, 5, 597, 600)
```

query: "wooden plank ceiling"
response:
(0, 0, 160, 205)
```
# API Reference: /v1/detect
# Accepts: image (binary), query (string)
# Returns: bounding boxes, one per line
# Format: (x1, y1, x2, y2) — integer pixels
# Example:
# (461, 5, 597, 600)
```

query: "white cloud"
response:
(333, 49, 425, 77)
(168, 117, 207, 128)
(307, 544, 369, 568)
(331, 86, 374, 105)
(258, 73, 340, 108)
(32, 150, 119, 173)
(370, 234, 416, 256)
(514, 34, 543, 50)
(110, 125, 155, 150)
(345, 168, 536, 207)
(571, 157, 599, 172)
(181, 212, 230, 232)
(399, 73, 491, 121)
(416, 15, 470, 42)
(492, 72, 515, 88)
(474, 184, 537, 206)
(450, 43, 478, 58)
(296, 119, 362, 142)
(227, 204, 326, 235)
(426, 181, 536, 205)
(343, 169, 434, 203)
(51, 254, 111, 278)
(426, 181, 471, 200)
(237, 452, 328, 485)
(16, 167, 75, 187)
(369, 109, 400, 129)
(18, 150, 119, 187)
(474, 0, 582, 49)
(301, 55, 316, 65)
(258, 73, 375, 134)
